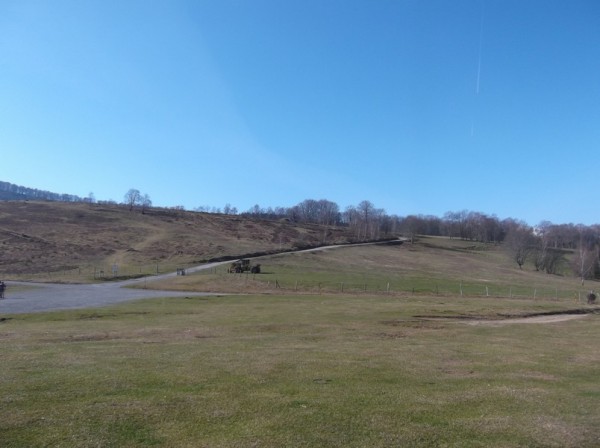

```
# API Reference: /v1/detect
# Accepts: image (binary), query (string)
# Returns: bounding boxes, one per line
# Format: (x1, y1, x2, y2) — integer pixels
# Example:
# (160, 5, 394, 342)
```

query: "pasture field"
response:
(150, 237, 595, 302)
(1, 293, 599, 447)
(3, 236, 599, 446)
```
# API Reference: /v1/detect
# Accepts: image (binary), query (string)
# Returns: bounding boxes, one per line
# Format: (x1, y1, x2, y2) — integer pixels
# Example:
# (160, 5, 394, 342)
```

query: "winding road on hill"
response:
(0, 241, 402, 314)
(3, 238, 591, 323)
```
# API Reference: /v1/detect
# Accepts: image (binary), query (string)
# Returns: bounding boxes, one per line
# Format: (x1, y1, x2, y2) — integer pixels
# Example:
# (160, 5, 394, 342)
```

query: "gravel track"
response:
(0, 261, 230, 314)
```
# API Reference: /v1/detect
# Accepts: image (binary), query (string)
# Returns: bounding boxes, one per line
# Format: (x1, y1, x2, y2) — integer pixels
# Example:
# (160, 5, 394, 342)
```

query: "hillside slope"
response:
(152, 235, 594, 300)
(0, 201, 357, 276)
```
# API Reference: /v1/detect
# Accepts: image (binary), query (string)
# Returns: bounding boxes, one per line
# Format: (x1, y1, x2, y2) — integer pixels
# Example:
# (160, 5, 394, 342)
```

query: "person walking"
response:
(0, 281, 5, 299)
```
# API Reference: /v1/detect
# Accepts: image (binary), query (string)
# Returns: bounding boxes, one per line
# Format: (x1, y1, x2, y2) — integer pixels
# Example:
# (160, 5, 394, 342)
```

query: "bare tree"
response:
(140, 194, 152, 214)
(379, 214, 400, 236)
(357, 200, 375, 240)
(123, 188, 152, 213)
(504, 219, 535, 269)
(223, 203, 238, 215)
(543, 249, 566, 275)
(342, 205, 361, 239)
(402, 215, 423, 243)
(533, 236, 565, 275)
(124, 188, 142, 211)
(443, 210, 469, 239)
(317, 199, 340, 225)
(296, 199, 320, 223)
(290, 199, 340, 225)
(248, 204, 263, 215)
(572, 225, 599, 285)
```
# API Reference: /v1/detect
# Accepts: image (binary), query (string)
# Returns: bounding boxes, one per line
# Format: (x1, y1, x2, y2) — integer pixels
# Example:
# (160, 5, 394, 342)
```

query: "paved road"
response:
(0, 240, 404, 314)
(0, 260, 231, 315)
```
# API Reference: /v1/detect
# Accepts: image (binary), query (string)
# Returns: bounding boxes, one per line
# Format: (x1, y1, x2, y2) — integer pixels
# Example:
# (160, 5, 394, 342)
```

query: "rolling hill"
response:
(0, 201, 359, 277)
(1, 200, 596, 301)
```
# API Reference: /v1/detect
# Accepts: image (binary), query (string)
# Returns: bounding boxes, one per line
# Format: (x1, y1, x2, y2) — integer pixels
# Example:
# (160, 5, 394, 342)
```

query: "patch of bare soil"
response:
(416, 309, 599, 326)
(467, 314, 589, 326)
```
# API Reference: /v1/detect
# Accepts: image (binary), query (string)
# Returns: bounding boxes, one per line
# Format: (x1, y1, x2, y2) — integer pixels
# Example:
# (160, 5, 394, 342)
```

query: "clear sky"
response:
(1, 0, 599, 225)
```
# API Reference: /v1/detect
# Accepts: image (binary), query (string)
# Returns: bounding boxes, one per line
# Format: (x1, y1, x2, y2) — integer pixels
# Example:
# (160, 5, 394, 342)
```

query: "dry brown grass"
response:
(0, 201, 356, 278)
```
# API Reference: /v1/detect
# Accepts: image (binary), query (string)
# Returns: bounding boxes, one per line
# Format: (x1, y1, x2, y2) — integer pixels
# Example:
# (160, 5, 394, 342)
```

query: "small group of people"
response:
(0, 281, 5, 299)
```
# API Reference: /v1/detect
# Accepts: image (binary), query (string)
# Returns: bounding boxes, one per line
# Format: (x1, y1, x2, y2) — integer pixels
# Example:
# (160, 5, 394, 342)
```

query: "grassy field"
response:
(1, 293, 599, 447)
(149, 237, 596, 302)
(3, 218, 600, 447)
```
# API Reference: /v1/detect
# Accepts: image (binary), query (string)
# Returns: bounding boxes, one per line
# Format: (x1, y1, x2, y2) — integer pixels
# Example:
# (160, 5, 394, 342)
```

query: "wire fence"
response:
(5, 263, 597, 304)
(251, 279, 592, 302)
(209, 270, 596, 303)
(6, 262, 191, 282)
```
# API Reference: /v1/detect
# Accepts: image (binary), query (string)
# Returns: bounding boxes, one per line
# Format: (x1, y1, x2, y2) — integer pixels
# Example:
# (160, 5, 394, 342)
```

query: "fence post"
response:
(387, 282, 390, 294)
(534, 288, 537, 300)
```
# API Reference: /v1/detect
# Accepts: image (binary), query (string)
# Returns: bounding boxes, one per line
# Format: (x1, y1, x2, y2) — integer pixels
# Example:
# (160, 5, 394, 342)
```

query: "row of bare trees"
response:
(289, 199, 341, 226)
(0, 181, 87, 202)
(238, 200, 600, 281)
(398, 214, 600, 280)
(342, 201, 387, 240)
(242, 200, 387, 240)
(503, 220, 600, 280)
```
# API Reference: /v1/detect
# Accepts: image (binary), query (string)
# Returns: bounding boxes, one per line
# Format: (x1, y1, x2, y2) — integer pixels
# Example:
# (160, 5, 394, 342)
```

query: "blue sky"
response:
(1, 0, 599, 225)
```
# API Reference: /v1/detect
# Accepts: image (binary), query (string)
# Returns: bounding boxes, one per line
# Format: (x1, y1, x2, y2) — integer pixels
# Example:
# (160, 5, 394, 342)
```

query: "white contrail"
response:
(476, 53, 482, 95)
(476, 2, 484, 95)
(471, 1, 484, 137)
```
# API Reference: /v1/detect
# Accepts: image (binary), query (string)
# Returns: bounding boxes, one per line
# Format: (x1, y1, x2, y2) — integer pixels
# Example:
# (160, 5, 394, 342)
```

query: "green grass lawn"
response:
(2, 294, 599, 447)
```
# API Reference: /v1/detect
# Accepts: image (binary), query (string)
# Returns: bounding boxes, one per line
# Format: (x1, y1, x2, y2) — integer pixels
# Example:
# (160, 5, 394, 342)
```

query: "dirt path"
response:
(467, 314, 591, 326)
